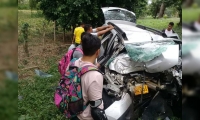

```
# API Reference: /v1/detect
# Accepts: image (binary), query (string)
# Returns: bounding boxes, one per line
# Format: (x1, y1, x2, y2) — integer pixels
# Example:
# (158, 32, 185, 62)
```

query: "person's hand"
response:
(110, 25, 114, 29)
(107, 25, 112, 28)
(109, 25, 114, 29)
(95, 63, 100, 68)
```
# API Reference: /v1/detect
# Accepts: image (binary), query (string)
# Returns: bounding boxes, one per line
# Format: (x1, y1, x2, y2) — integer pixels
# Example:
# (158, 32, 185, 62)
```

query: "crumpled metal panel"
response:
(109, 44, 179, 74)
(109, 53, 145, 74)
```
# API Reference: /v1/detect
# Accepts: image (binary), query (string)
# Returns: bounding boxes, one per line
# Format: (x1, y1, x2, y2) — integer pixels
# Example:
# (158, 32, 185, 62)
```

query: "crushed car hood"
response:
(114, 22, 165, 43)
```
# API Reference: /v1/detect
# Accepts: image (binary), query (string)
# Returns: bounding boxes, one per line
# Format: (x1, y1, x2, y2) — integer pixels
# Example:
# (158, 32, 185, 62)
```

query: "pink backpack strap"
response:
(75, 48, 83, 54)
(80, 65, 100, 76)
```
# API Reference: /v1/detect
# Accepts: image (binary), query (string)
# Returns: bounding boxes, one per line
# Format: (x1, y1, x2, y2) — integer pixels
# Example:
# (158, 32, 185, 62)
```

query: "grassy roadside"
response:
(18, 58, 66, 120)
(182, 8, 200, 22)
(137, 18, 181, 39)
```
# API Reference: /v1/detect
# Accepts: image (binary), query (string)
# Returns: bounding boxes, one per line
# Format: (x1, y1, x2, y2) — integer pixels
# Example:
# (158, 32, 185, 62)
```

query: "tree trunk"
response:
(42, 22, 46, 50)
(178, 11, 182, 26)
(43, 30, 45, 48)
(184, 0, 194, 7)
(72, 25, 76, 42)
(154, 5, 159, 19)
(153, 11, 157, 19)
(158, 3, 165, 18)
(24, 41, 29, 57)
(54, 21, 56, 42)
(63, 28, 65, 42)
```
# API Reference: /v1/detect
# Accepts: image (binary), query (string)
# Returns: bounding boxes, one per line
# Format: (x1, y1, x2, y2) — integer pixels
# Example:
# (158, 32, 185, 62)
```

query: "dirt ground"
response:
(18, 37, 71, 79)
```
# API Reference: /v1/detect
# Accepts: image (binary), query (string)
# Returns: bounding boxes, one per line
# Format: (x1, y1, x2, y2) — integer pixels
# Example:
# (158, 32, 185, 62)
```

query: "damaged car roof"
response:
(108, 20, 170, 43)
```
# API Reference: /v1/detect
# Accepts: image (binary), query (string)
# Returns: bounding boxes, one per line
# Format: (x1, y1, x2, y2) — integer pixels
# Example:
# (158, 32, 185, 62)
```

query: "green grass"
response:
(182, 8, 200, 22)
(0, 80, 18, 119)
(0, 7, 17, 33)
(18, 10, 55, 43)
(18, 59, 66, 120)
(137, 18, 181, 39)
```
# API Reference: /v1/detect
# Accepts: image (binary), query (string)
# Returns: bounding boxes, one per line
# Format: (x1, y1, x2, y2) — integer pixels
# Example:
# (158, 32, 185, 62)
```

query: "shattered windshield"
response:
(104, 9, 136, 23)
(125, 40, 175, 62)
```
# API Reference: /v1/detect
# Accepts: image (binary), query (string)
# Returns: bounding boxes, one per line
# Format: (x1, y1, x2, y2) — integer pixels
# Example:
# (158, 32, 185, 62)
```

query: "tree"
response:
(39, 0, 59, 41)
(21, 23, 30, 57)
(174, 0, 182, 25)
(39, 0, 105, 38)
(38, 0, 148, 41)
(149, 0, 182, 25)
(149, 1, 160, 18)
(183, 0, 194, 7)
(29, 0, 40, 10)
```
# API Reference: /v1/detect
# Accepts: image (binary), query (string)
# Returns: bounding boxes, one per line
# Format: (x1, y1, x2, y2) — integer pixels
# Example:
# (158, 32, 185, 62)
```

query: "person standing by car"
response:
(84, 24, 114, 58)
(189, 14, 200, 31)
(73, 22, 85, 46)
(69, 33, 108, 120)
(84, 24, 114, 36)
(162, 22, 176, 36)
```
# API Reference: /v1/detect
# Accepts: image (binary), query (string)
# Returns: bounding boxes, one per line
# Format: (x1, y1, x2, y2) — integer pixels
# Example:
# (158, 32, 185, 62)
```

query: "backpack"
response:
(54, 58, 99, 119)
(58, 47, 83, 76)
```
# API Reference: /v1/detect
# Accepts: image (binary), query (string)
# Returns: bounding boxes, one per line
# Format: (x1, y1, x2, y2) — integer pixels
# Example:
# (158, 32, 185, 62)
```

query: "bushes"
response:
(164, 14, 168, 19)
(18, 4, 30, 10)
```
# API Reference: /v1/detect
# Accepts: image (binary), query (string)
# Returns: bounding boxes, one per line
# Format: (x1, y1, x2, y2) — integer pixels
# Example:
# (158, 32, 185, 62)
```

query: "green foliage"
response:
(164, 7, 177, 18)
(182, 8, 200, 22)
(18, 4, 30, 10)
(164, 14, 168, 19)
(29, 0, 40, 10)
(20, 23, 30, 42)
(149, 0, 181, 19)
(192, 3, 198, 8)
(38, 0, 148, 30)
(132, 0, 148, 18)
(18, 10, 56, 44)
(39, 0, 104, 30)
(0, 7, 17, 32)
(0, 80, 18, 120)
(38, 0, 59, 21)
(0, 0, 17, 7)
(149, 1, 160, 18)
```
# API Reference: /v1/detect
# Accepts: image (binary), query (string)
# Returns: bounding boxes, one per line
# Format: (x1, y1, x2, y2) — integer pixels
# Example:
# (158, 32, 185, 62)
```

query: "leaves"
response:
(38, 0, 148, 30)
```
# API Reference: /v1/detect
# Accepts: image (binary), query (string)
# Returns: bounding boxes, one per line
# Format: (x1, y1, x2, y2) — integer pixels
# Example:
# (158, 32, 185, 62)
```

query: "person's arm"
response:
(95, 25, 113, 32)
(88, 73, 108, 120)
(95, 26, 108, 32)
(96, 25, 114, 36)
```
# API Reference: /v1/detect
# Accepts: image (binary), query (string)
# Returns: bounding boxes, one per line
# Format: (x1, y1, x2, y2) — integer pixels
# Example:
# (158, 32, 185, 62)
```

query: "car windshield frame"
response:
(103, 9, 136, 23)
